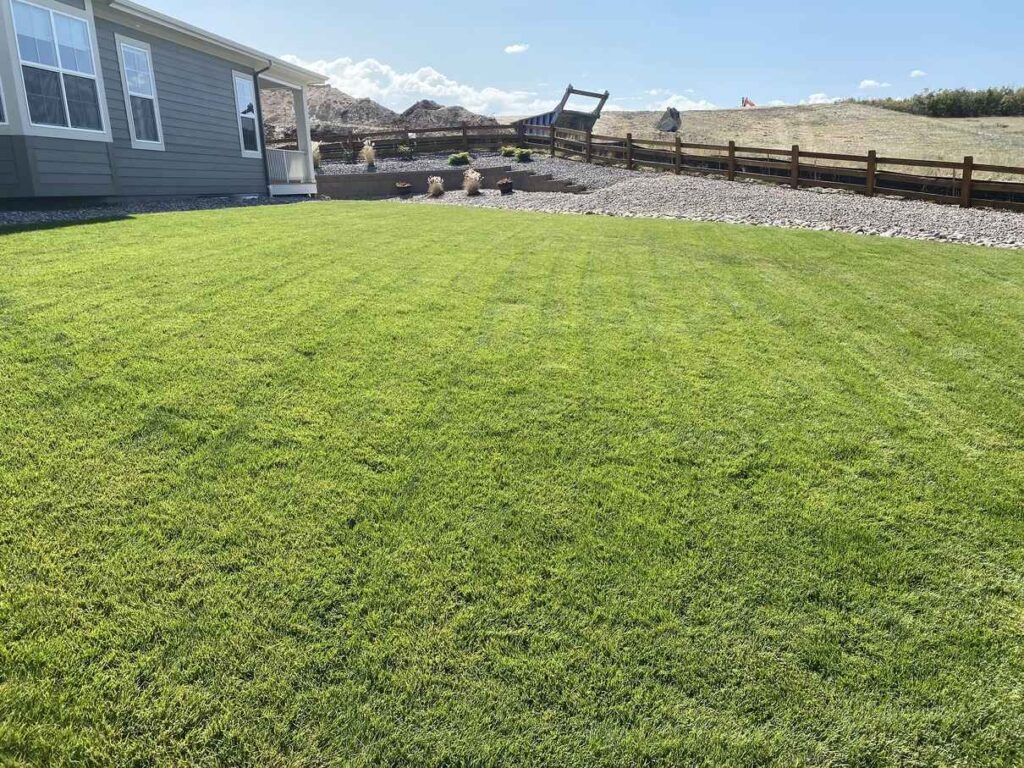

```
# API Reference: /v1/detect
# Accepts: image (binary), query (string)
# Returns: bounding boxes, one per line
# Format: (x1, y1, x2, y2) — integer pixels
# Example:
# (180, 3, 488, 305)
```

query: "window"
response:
(233, 72, 261, 158)
(115, 35, 163, 150)
(11, 0, 103, 132)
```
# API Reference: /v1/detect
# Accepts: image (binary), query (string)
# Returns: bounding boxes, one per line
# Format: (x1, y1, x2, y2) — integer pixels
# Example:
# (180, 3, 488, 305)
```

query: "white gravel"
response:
(401, 171, 1024, 249)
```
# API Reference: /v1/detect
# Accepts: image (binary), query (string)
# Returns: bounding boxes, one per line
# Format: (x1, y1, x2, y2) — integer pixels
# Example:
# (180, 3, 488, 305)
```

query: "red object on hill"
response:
(742, 97, 757, 108)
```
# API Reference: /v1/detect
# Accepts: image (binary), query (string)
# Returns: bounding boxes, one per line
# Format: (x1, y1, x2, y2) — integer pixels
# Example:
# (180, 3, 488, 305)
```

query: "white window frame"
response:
(232, 70, 261, 160)
(7, 0, 111, 140)
(114, 34, 163, 151)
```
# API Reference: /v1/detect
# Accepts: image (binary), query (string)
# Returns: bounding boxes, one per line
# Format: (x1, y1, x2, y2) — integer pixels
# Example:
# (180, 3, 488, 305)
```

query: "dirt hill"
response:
(262, 86, 496, 142)
(262, 85, 399, 141)
(398, 99, 498, 129)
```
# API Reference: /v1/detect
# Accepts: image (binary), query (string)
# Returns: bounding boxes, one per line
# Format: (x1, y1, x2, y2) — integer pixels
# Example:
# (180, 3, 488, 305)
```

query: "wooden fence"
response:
(319, 123, 1024, 211)
(320, 125, 519, 160)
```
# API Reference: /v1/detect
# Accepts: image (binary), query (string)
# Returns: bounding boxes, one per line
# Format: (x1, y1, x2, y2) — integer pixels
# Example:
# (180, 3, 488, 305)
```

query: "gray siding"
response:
(0, 137, 34, 198)
(54, 0, 86, 9)
(2, 15, 268, 200)
(24, 136, 115, 197)
(96, 17, 267, 197)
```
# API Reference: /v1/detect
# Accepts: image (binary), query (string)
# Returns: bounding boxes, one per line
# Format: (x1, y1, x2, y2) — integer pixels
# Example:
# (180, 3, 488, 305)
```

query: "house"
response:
(0, 0, 325, 201)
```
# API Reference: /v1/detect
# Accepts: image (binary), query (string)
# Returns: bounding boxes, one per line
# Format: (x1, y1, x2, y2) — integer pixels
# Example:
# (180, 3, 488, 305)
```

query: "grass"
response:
(594, 102, 1024, 179)
(2, 202, 1023, 766)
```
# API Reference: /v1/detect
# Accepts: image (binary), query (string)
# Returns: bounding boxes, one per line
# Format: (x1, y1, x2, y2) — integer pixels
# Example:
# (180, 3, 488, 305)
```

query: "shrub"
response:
(463, 169, 482, 196)
(448, 152, 471, 166)
(359, 139, 376, 167)
(501, 145, 518, 158)
(514, 148, 533, 163)
(427, 176, 445, 197)
(862, 86, 1024, 118)
(311, 141, 322, 170)
(397, 144, 413, 160)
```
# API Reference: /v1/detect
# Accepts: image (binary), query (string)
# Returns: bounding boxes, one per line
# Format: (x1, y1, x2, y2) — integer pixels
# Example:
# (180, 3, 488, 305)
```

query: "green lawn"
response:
(2, 203, 1023, 767)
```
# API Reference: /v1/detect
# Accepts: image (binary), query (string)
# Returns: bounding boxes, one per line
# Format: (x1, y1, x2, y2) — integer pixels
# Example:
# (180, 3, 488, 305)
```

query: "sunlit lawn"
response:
(2, 203, 1023, 766)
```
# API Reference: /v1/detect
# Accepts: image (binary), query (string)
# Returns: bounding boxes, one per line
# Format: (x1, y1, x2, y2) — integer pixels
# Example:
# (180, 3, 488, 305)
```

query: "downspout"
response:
(254, 60, 273, 195)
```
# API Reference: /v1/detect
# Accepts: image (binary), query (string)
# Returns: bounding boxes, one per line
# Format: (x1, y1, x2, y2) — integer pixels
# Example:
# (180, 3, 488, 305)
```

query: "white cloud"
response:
(504, 43, 529, 54)
(652, 93, 718, 111)
(910, 69, 928, 78)
(802, 93, 843, 105)
(858, 79, 892, 89)
(767, 99, 788, 107)
(281, 54, 550, 115)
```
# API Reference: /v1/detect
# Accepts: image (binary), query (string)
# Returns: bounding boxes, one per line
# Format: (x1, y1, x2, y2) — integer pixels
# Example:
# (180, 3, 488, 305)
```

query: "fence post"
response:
(727, 141, 736, 181)
(586, 128, 593, 164)
(675, 134, 682, 175)
(549, 124, 556, 157)
(866, 150, 877, 197)
(961, 155, 974, 208)
(626, 133, 634, 170)
(791, 145, 800, 188)
(517, 122, 525, 147)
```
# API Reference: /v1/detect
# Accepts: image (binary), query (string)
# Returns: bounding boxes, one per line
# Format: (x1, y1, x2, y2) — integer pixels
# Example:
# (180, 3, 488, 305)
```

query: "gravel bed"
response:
(0, 195, 303, 230)
(401, 173, 1024, 249)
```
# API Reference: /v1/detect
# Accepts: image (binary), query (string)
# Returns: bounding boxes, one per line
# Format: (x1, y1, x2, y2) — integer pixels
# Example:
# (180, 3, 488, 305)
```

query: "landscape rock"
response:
(396, 154, 1024, 249)
(655, 107, 682, 133)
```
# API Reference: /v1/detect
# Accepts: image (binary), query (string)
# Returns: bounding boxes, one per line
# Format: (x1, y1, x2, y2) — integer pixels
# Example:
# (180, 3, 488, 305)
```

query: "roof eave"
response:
(103, 0, 326, 86)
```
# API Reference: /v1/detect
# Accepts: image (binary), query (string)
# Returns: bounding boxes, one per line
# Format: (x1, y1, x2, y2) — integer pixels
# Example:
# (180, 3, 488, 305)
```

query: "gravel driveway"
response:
(402, 171, 1024, 249)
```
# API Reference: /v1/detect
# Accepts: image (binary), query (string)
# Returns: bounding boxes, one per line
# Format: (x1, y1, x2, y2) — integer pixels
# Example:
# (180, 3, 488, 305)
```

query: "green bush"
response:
(514, 149, 533, 163)
(448, 152, 471, 166)
(397, 144, 413, 160)
(863, 87, 1024, 118)
(500, 145, 518, 158)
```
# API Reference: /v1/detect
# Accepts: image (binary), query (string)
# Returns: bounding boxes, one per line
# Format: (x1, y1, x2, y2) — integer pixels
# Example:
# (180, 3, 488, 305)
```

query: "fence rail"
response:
(318, 123, 1024, 211)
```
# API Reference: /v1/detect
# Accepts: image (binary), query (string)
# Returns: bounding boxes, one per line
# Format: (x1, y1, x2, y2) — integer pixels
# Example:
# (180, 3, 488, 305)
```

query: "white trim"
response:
(232, 70, 261, 160)
(114, 33, 164, 151)
(0, 73, 7, 125)
(269, 182, 317, 196)
(104, 0, 325, 87)
(7, 0, 112, 142)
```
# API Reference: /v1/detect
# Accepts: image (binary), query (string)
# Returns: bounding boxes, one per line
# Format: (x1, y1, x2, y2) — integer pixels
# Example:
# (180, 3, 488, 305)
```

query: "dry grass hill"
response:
(593, 103, 1024, 169)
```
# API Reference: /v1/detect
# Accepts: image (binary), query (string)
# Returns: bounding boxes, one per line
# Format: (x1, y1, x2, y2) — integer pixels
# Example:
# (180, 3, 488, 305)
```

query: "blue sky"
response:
(145, 0, 1023, 115)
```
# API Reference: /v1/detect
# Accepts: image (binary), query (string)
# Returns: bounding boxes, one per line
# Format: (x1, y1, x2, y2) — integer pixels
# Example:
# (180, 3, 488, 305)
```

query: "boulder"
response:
(655, 107, 681, 132)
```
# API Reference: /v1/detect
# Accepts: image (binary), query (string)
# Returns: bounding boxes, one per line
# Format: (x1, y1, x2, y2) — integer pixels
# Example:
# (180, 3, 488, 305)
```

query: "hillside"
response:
(399, 99, 497, 129)
(592, 103, 1024, 168)
(262, 86, 496, 142)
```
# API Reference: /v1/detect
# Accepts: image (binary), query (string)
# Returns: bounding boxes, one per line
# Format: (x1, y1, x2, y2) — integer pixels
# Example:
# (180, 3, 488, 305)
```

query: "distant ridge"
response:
(262, 85, 496, 142)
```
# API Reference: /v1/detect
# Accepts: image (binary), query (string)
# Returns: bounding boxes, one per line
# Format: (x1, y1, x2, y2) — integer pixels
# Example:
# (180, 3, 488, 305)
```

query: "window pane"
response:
(130, 95, 159, 142)
(54, 14, 95, 75)
(13, 1, 58, 67)
(234, 76, 256, 117)
(122, 45, 153, 97)
(22, 66, 66, 126)
(240, 116, 258, 152)
(63, 73, 102, 130)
